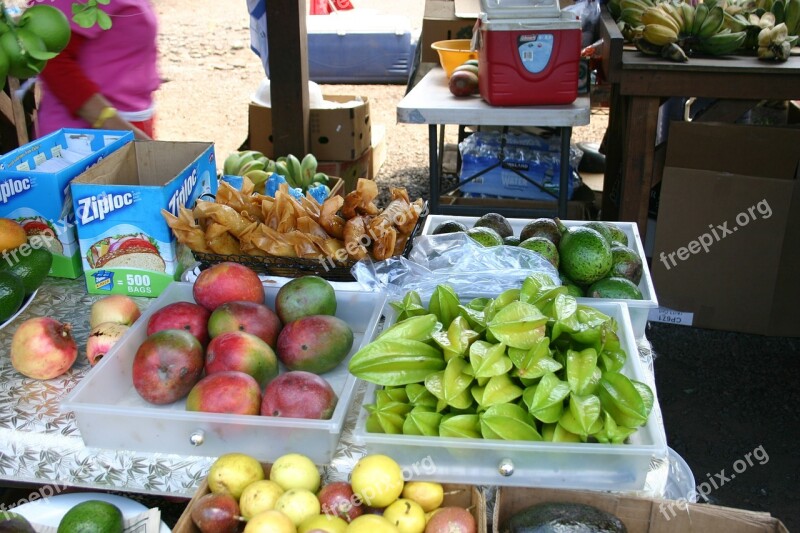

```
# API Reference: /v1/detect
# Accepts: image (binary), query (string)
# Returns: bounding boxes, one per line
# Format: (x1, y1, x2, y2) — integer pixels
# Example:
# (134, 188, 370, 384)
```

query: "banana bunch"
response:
(222, 150, 274, 191)
(273, 153, 330, 192)
(757, 22, 798, 59)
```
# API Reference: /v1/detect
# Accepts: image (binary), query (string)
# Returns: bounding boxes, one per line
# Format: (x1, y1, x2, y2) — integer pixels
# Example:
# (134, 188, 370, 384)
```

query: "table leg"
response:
(558, 126, 572, 219)
(429, 124, 440, 215)
(601, 83, 625, 222)
(619, 96, 660, 236)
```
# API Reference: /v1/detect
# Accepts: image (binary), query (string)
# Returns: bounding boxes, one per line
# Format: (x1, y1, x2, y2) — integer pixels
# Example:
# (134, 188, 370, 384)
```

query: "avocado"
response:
(0, 512, 35, 533)
(57, 500, 124, 533)
(605, 224, 629, 247)
(560, 274, 585, 297)
(504, 501, 627, 533)
(519, 218, 561, 246)
(555, 220, 612, 286)
(503, 235, 521, 246)
(587, 277, 643, 300)
(1, 246, 52, 295)
(0, 271, 25, 323)
(584, 221, 614, 246)
(473, 213, 514, 239)
(610, 245, 643, 285)
(519, 237, 559, 268)
(467, 227, 504, 247)
(432, 220, 468, 235)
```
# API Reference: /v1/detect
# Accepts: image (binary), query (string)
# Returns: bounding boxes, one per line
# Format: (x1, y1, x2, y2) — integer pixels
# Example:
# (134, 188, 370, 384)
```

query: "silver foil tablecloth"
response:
(0, 277, 676, 500)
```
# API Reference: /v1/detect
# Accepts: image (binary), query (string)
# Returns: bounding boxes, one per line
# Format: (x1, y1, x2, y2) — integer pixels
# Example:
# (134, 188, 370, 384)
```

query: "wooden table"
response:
(398, 68, 591, 218)
(598, 9, 800, 237)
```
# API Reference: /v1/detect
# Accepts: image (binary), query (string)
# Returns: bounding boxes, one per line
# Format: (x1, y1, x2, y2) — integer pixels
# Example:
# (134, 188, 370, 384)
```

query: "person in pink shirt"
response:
(35, 0, 160, 139)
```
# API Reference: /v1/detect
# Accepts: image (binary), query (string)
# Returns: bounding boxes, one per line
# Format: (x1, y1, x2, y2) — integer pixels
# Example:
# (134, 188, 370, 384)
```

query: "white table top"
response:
(398, 68, 591, 127)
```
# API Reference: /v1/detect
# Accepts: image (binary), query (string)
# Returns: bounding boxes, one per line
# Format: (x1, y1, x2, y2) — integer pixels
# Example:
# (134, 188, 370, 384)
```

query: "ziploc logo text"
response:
(78, 192, 134, 225)
(0, 177, 32, 204)
(167, 168, 198, 215)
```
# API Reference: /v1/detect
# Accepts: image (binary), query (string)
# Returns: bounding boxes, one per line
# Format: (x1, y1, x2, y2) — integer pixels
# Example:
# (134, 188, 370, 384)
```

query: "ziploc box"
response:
(0, 129, 134, 278)
(70, 140, 217, 297)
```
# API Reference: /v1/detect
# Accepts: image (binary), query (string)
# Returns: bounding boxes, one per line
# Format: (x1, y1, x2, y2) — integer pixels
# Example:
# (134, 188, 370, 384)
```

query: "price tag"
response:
(649, 306, 694, 326)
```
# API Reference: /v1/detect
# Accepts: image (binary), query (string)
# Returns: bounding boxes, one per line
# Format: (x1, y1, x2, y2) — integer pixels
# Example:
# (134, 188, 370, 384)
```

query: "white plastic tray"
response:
(62, 281, 386, 464)
(420, 215, 658, 338)
(352, 299, 668, 490)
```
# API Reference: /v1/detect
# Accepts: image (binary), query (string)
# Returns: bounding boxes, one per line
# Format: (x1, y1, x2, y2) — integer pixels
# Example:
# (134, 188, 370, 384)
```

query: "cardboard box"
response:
(173, 464, 486, 533)
(249, 95, 371, 161)
(0, 129, 134, 278)
(651, 122, 800, 337)
(317, 148, 372, 194)
(493, 487, 788, 532)
(370, 124, 388, 180)
(420, 0, 477, 63)
(70, 141, 217, 297)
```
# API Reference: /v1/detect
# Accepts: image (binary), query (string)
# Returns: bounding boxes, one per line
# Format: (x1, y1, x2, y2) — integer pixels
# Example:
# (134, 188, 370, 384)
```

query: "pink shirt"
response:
(37, 0, 160, 136)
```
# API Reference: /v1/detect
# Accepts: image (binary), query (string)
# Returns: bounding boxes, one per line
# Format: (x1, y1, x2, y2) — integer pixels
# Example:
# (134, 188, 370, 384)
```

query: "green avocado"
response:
(0, 271, 25, 323)
(556, 221, 612, 286)
(520, 218, 561, 246)
(503, 235, 521, 246)
(606, 223, 629, 247)
(467, 226, 504, 247)
(504, 501, 627, 533)
(587, 277, 643, 300)
(432, 220, 468, 235)
(610, 245, 643, 285)
(519, 236, 559, 268)
(473, 212, 514, 239)
(0, 246, 52, 295)
(57, 500, 124, 533)
(0, 512, 35, 533)
(584, 221, 614, 246)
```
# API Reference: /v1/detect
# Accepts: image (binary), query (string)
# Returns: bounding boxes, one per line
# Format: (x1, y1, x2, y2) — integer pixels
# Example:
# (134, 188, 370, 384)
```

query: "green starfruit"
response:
(598, 371, 651, 428)
(593, 411, 637, 444)
(378, 313, 440, 342)
(479, 403, 542, 441)
(375, 387, 409, 406)
(568, 393, 602, 436)
(508, 337, 562, 380)
(566, 348, 601, 395)
(483, 288, 520, 322)
(349, 339, 444, 386)
(487, 301, 548, 350)
(403, 407, 444, 436)
(429, 284, 461, 326)
(405, 383, 438, 410)
(424, 357, 474, 411)
(542, 422, 582, 442)
(468, 341, 512, 378)
(433, 316, 480, 361)
(389, 290, 427, 322)
(364, 401, 413, 434)
(522, 372, 570, 423)
(439, 413, 481, 438)
(471, 373, 523, 410)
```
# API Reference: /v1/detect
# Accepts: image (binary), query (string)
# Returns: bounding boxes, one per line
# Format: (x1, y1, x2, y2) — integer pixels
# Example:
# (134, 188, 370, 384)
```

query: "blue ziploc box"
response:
(0, 128, 134, 278)
(70, 141, 217, 297)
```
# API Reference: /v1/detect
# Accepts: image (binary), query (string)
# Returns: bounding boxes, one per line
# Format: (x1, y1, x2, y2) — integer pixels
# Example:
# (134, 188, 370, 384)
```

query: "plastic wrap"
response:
(351, 233, 560, 300)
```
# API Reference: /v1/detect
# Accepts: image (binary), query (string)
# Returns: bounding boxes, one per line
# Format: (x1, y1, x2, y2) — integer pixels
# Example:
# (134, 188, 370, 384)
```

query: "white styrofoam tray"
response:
(352, 299, 668, 491)
(420, 215, 658, 338)
(62, 281, 386, 464)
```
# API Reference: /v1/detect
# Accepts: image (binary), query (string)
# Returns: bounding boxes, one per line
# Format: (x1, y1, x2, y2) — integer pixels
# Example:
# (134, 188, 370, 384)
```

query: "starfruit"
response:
(594, 411, 637, 444)
(558, 406, 603, 439)
(483, 288, 521, 323)
(567, 393, 602, 436)
(519, 273, 558, 304)
(389, 290, 428, 322)
(598, 371, 650, 428)
(508, 337, 562, 380)
(466, 297, 492, 311)
(403, 407, 444, 436)
(471, 373, 523, 410)
(600, 346, 627, 373)
(542, 422, 582, 443)
(364, 400, 413, 434)
(433, 316, 480, 361)
(428, 284, 461, 327)
(566, 348, 601, 395)
(424, 357, 474, 411)
(632, 379, 655, 416)
(376, 387, 409, 406)
(405, 383, 438, 410)
(468, 340, 512, 378)
(439, 413, 481, 438)
(457, 304, 486, 333)
(487, 301, 548, 350)
(479, 403, 542, 441)
(378, 314, 441, 342)
(348, 338, 444, 386)
(522, 372, 570, 423)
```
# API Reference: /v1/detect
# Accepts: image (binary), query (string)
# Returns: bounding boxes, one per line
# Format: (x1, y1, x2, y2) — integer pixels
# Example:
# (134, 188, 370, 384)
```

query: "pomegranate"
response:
(85, 322, 130, 366)
(11, 317, 78, 379)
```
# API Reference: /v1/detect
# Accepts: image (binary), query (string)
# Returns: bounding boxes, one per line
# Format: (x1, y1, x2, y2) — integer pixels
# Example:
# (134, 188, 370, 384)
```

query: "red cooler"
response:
(478, 0, 581, 106)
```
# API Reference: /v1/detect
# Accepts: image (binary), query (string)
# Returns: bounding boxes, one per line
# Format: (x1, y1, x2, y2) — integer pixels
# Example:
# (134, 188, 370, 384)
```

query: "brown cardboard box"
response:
(173, 462, 487, 533)
(317, 148, 372, 194)
(420, 0, 477, 63)
(249, 95, 371, 160)
(651, 122, 800, 337)
(493, 487, 788, 532)
(370, 124, 388, 180)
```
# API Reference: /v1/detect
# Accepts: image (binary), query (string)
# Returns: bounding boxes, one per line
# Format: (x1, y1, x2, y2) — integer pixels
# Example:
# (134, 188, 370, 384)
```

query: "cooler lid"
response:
(480, 0, 561, 19)
(479, 11, 580, 30)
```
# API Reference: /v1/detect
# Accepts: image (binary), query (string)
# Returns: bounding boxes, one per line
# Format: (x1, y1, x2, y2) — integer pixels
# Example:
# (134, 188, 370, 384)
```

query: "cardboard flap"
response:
(665, 122, 800, 181)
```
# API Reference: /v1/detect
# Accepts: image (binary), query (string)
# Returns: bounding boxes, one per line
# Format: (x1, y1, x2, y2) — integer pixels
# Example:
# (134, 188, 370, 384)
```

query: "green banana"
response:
(661, 41, 690, 61)
(772, 0, 785, 24)
(348, 338, 445, 386)
(265, 159, 277, 173)
(286, 154, 303, 191)
(691, 2, 710, 35)
(723, 11, 748, 32)
(698, 5, 726, 37)
(238, 159, 266, 176)
(620, 0, 651, 12)
(300, 153, 318, 190)
(273, 160, 294, 186)
(680, 2, 696, 34)
(696, 30, 747, 54)
(312, 172, 329, 184)
(784, 0, 800, 34)
(223, 151, 243, 175)
(620, 7, 646, 26)
(642, 6, 681, 33)
(244, 169, 271, 191)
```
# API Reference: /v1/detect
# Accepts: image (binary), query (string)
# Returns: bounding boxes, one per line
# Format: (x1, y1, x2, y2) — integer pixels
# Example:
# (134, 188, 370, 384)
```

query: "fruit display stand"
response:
(396, 68, 591, 219)
(596, 7, 800, 238)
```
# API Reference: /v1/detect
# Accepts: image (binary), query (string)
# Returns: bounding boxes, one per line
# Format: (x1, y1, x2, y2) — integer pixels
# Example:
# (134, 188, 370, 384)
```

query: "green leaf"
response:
(487, 301, 548, 349)
(439, 414, 481, 438)
(471, 374, 523, 410)
(72, 9, 98, 28)
(468, 341, 512, 378)
(522, 372, 570, 423)
(27, 49, 58, 61)
(479, 403, 542, 441)
(566, 348, 600, 395)
(96, 9, 112, 29)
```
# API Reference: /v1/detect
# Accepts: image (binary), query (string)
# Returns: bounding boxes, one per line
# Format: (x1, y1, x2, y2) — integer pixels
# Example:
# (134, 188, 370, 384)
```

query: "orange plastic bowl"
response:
(431, 39, 479, 77)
